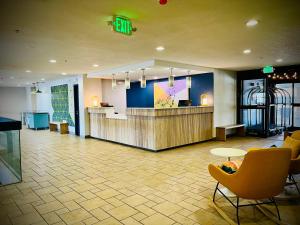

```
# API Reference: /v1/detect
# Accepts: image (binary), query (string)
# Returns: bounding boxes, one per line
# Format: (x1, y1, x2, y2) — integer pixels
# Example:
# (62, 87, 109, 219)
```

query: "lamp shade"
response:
(141, 75, 146, 88)
(201, 94, 208, 106)
(186, 76, 191, 88)
(112, 75, 117, 89)
(91, 96, 99, 107)
(125, 76, 130, 89)
(168, 76, 174, 87)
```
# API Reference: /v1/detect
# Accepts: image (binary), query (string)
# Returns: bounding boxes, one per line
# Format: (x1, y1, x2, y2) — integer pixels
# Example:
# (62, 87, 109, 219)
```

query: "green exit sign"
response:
(113, 16, 132, 36)
(263, 65, 274, 74)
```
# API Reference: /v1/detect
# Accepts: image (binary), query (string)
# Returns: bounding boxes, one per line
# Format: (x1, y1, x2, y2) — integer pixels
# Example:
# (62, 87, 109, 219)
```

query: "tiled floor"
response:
(0, 129, 300, 225)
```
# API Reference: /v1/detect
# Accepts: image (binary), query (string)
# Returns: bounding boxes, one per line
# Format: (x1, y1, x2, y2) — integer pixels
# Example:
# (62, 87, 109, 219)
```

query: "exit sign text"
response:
(113, 16, 132, 36)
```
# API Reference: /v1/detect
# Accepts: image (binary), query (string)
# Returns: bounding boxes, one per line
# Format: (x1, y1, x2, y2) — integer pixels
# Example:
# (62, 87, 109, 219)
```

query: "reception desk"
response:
(88, 106, 213, 151)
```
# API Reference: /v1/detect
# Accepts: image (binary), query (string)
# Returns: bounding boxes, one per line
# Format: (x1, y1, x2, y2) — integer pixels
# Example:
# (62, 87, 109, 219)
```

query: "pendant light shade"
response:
(186, 76, 191, 88)
(112, 74, 117, 89)
(168, 68, 174, 87)
(125, 72, 130, 89)
(140, 69, 146, 88)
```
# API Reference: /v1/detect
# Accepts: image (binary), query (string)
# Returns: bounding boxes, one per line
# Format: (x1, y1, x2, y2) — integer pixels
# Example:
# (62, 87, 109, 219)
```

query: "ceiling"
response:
(0, 0, 299, 87)
(87, 59, 213, 80)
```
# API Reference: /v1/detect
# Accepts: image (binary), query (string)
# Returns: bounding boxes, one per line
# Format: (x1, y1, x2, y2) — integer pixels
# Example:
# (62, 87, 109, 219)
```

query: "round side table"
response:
(210, 148, 247, 161)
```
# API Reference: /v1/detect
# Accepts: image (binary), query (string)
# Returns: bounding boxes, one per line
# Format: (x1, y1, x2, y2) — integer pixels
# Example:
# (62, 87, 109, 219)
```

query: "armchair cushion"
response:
(282, 136, 300, 159)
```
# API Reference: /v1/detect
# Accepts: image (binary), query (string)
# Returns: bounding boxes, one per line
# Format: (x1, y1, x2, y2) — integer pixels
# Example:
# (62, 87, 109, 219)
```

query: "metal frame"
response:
(288, 174, 300, 194)
(212, 182, 281, 225)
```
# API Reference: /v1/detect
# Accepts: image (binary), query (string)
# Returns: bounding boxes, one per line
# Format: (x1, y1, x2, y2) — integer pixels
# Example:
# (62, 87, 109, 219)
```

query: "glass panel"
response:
(242, 109, 264, 130)
(295, 83, 300, 103)
(242, 79, 265, 106)
(294, 107, 300, 127)
(0, 130, 21, 186)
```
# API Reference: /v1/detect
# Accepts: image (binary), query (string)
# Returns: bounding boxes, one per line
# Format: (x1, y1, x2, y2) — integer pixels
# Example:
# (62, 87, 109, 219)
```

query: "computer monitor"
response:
(178, 100, 192, 107)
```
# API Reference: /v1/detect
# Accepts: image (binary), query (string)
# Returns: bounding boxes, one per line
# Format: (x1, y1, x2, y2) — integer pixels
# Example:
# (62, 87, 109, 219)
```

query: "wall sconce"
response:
(201, 94, 209, 106)
(91, 96, 99, 107)
(125, 72, 130, 89)
(168, 68, 174, 87)
(140, 69, 146, 88)
(112, 74, 117, 89)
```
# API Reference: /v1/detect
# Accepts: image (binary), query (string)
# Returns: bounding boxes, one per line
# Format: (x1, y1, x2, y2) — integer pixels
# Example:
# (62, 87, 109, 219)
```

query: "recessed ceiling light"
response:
(25, 70, 32, 73)
(156, 46, 165, 51)
(41, 78, 45, 81)
(276, 58, 283, 62)
(93, 64, 99, 67)
(61, 72, 67, 75)
(154, 76, 158, 79)
(246, 19, 258, 27)
(49, 59, 57, 63)
(243, 49, 252, 54)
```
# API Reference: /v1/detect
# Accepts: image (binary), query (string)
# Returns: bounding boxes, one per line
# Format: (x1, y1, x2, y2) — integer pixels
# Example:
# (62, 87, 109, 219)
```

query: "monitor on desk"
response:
(178, 100, 192, 107)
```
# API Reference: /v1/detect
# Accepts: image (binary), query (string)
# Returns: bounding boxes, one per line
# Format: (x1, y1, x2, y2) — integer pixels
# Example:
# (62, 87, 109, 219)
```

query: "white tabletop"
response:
(210, 148, 247, 158)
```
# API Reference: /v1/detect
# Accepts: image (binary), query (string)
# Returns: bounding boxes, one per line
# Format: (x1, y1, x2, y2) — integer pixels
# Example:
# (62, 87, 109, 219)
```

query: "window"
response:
(294, 83, 300, 103)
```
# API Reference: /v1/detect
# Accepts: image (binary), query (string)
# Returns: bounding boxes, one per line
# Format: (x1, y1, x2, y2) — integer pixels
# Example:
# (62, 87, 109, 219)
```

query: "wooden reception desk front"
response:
(88, 106, 213, 151)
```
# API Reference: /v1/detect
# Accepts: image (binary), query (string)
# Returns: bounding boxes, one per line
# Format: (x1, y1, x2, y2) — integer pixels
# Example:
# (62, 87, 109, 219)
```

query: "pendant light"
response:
(168, 68, 174, 87)
(140, 69, 146, 88)
(186, 70, 191, 89)
(112, 74, 117, 89)
(125, 72, 130, 89)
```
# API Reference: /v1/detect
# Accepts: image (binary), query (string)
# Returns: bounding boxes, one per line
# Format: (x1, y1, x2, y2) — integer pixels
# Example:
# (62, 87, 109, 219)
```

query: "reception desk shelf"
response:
(89, 106, 213, 151)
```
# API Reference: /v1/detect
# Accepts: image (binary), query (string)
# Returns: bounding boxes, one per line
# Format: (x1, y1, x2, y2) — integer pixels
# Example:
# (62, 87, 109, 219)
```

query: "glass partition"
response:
(0, 118, 22, 186)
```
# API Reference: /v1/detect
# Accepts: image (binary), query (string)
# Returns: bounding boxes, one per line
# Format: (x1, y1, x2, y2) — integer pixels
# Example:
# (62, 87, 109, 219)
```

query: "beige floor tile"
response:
(90, 208, 110, 221)
(55, 191, 82, 202)
(79, 198, 107, 211)
(107, 204, 138, 220)
(141, 213, 175, 225)
(135, 205, 156, 216)
(59, 208, 91, 224)
(11, 211, 44, 225)
(122, 194, 148, 207)
(35, 200, 65, 215)
(96, 189, 120, 200)
(153, 202, 182, 216)
(42, 212, 62, 224)
(132, 212, 147, 221)
(64, 200, 81, 211)
(121, 217, 142, 225)
(94, 217, 122, 225)
(83, 216, 99, 224)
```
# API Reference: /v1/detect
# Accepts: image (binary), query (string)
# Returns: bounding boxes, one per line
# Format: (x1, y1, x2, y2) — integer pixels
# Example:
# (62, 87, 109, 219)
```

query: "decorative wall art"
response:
(154, 79, 188, 108)
(51, 84, 74, 126)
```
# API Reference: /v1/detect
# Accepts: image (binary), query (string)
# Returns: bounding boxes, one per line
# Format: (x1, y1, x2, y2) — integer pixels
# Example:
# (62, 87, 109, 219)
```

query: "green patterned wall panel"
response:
(51, 84, 74, 126)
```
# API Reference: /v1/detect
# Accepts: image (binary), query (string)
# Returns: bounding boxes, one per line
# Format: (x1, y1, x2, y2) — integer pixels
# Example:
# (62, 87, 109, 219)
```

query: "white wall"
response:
(0, 87, 27, 120)
(79, 75, 102, 137)
(102, 79, 127, 114)
(213, 69, 237, 136)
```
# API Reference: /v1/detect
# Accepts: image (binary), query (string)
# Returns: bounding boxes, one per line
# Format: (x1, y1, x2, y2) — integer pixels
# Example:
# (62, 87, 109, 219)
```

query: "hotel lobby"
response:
(0, 1, 300, 225)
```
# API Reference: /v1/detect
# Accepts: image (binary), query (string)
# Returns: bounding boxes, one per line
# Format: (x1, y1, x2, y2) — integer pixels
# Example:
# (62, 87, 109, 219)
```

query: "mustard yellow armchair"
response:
(288, 130, 300, 193)
(208, 148, 291, 225)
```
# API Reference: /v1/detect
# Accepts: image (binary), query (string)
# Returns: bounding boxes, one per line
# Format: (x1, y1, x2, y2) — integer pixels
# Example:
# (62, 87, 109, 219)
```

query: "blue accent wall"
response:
(126, 73, 213, 108)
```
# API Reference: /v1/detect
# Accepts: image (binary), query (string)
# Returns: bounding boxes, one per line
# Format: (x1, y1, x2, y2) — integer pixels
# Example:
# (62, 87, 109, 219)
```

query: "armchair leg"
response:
(213, 182, 219, 202)
(290, 175, 300, 194)
(272, 197, 281, 221)
(236, 197, 240, 225)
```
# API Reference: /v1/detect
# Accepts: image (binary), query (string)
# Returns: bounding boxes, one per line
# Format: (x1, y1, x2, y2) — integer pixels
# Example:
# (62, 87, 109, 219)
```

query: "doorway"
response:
(73, 84, 80, 136)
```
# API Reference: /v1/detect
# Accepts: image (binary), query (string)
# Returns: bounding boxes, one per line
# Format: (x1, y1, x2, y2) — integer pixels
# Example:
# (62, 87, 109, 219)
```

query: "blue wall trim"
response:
(126, 73, 214, 108)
